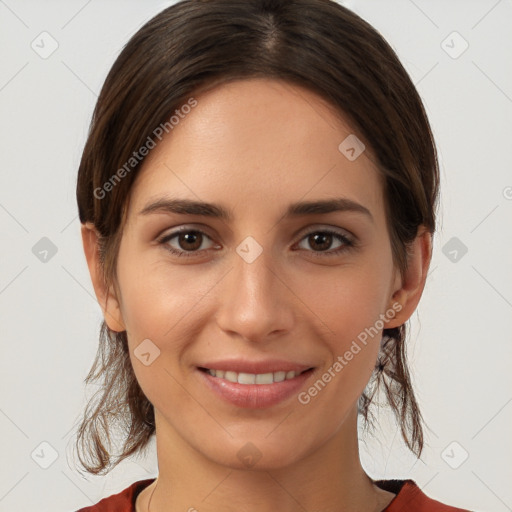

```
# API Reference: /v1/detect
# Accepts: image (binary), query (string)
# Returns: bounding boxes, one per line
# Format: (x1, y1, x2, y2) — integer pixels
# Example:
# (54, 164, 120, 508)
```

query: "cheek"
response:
(300, 261, 392, 343)
(116, 250, 208, 339)
(295, 271, 387, 413)
(116, 256, 208, 414)
(115, 253, 224, 402)
(117, 238, 393, 354)
(292, 255, 392, 400)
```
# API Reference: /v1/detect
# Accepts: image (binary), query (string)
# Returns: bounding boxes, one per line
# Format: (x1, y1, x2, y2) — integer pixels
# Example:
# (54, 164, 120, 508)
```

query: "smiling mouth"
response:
(198, 367, 314, 385)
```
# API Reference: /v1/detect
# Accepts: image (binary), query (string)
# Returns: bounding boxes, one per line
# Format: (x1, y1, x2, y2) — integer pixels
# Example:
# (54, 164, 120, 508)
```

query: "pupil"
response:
(311, 233, 331, 251)
(180, 232, 201, 251)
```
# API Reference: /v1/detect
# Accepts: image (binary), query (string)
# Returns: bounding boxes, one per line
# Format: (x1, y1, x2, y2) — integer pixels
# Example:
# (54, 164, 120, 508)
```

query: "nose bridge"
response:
(216, 236, 293, 340)
(232, 236, 277, 313)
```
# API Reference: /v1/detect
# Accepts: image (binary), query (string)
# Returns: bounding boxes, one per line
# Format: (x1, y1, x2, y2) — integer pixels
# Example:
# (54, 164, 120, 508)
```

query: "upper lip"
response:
(198, 359, 314, 374)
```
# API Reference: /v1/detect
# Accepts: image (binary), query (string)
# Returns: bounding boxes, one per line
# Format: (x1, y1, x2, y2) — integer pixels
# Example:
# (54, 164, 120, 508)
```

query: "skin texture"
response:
(82, 78, 432, 512)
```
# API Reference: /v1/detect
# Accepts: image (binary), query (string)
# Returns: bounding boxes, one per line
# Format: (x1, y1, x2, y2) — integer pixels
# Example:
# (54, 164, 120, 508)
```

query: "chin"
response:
(201, 435, 312, 471)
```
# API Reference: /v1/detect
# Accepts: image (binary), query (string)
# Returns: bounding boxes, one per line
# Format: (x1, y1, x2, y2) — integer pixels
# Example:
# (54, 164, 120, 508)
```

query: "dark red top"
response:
(76, 478, 472, 511)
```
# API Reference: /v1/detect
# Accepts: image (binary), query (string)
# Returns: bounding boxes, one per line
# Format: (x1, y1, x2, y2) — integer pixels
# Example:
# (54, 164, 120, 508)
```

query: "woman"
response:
(74, 0, 472, 510)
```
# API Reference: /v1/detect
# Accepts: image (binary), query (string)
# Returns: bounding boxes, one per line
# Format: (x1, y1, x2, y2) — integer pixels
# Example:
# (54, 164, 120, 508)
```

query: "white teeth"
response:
(255, 372, 273, 384)
(205, 368, 303, 384)
(273, 371, 286, 382)
(238, 372, 255, 384)
(225, 371, 238, 383)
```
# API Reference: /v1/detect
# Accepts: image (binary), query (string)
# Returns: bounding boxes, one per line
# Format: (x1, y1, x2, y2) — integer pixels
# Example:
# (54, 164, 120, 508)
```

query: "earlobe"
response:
(384, 226, 432, 330)
(81, 223, 126, 332)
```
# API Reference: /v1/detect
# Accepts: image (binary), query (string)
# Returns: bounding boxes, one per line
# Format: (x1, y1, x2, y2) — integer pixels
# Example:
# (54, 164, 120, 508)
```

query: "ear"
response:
(81, 222, 126, 332)
(384, 225, 432, 329)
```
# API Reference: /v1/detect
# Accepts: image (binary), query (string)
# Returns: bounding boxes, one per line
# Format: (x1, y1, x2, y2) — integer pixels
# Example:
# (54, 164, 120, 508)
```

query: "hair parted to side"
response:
(75, 0, 439, 475)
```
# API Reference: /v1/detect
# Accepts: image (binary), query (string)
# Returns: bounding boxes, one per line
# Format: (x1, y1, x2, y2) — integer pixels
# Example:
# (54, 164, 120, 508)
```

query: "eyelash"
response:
(157, 227, 355, 259)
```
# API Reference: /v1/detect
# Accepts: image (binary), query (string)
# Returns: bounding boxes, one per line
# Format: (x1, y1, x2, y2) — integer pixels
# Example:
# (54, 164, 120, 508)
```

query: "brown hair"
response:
(75, 0, 439, 475)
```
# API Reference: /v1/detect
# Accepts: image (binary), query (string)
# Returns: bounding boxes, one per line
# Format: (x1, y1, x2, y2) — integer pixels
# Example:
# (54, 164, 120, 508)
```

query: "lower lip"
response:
(197, 368, 314, 409)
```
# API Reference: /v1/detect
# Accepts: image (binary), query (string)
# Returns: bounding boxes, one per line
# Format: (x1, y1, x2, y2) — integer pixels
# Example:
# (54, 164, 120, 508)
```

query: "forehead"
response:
(128, 78, 384, 224)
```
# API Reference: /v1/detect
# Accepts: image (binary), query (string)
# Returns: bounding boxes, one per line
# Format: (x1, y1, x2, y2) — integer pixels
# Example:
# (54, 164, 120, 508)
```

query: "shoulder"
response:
(75, 478, 156, 512)
(375, 479, 473, 512)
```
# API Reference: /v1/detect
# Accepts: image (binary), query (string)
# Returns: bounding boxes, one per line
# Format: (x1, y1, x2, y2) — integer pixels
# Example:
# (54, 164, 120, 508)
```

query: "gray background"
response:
(0, 1, 511, 511)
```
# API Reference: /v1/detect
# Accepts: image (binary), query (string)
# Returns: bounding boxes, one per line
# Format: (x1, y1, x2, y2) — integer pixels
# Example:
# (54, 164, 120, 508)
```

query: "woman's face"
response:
(105, 78, 410, 468)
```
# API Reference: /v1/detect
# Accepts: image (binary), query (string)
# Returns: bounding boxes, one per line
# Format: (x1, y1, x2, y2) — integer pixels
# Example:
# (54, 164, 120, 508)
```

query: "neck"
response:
(143, 406, 390, 512)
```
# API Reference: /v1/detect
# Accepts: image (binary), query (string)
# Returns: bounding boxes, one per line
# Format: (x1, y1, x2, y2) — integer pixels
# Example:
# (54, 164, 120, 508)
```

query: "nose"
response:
(215, 241, 295, 344)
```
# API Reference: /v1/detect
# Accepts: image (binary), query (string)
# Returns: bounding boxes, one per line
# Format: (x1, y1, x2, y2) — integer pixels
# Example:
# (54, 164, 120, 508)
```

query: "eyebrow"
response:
(139, 197, 373, 223)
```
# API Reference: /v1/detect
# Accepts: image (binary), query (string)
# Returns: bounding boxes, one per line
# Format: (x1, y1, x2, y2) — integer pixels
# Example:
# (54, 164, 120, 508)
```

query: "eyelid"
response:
(157, 223, 357, 258)
(157, 226, 218, 250)
(158, 224, 354, 243)
(157, 224, 216, 243)
(297, 224, 354, 242)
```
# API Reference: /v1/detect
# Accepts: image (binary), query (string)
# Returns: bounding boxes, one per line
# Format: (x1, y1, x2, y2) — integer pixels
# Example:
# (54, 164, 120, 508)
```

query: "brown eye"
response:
(306, 232, 334, 251)
(296, 229, 354, 256)
(159, 229, 217, 258)
(177, 231, 203, 251)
